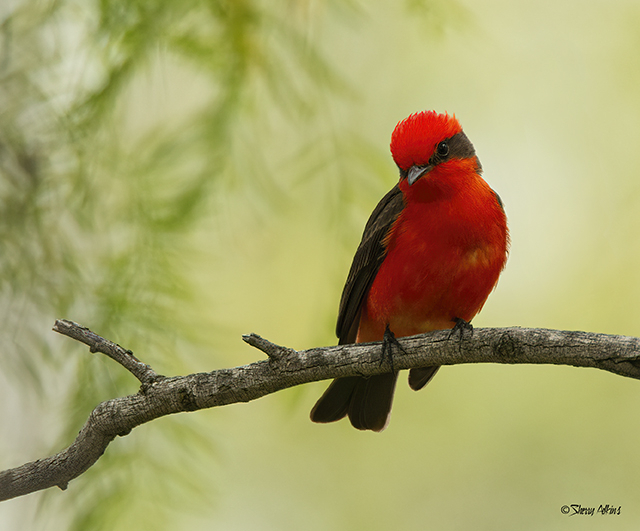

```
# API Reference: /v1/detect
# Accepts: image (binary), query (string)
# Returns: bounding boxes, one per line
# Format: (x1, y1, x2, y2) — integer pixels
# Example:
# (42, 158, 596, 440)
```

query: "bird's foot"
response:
(382, 325, 405, 373)
(448, 317, 473, 341)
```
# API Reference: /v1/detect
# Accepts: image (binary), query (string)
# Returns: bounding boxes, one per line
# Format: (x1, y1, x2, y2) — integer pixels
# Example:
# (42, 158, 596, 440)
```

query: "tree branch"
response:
(1, 321, 639, 501)
(52, 319, 162, 384)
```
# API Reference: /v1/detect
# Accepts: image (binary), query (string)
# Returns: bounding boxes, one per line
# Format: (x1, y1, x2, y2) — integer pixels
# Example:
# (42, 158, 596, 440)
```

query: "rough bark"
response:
(1, 320, 639, 501)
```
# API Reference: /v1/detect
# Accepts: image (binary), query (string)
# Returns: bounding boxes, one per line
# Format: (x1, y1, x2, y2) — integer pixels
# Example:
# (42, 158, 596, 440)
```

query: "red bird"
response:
(310, 110, 509, 431)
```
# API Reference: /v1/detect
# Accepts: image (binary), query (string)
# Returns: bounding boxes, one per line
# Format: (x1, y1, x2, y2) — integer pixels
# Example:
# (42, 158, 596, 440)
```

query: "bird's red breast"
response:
(357, 158, 508, 342)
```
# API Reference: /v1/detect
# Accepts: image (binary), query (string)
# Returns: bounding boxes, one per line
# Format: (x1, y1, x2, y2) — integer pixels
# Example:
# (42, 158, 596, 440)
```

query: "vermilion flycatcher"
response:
(310, 110, 509, 431)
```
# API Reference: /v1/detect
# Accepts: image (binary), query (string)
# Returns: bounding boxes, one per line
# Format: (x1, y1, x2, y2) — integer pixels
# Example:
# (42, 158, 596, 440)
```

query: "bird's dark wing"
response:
(335, 184, 405, 344)
(312, 184, 405, 430)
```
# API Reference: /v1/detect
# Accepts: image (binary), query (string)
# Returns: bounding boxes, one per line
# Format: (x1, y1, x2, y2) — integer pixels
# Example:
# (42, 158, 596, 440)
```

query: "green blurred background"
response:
(1, 0, 639, 529)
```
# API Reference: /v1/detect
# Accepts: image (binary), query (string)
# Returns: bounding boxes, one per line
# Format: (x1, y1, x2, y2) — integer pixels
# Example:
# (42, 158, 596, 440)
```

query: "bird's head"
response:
(390, 111, 479, 188)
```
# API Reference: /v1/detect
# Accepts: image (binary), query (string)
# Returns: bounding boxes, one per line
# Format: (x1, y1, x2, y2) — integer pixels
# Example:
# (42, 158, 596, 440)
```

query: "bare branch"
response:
(52, 319, 162, 384)
(1, 323, 640, 502)
(242, 333, 296, 360)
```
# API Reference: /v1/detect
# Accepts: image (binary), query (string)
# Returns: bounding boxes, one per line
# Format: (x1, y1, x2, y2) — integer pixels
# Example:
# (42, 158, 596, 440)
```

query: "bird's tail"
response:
(408, 366, 440, 391)
(310, 373, 398, 432)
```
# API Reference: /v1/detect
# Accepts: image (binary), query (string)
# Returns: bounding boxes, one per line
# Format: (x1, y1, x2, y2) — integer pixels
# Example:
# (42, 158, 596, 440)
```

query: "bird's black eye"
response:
(436, 141, 449, 158)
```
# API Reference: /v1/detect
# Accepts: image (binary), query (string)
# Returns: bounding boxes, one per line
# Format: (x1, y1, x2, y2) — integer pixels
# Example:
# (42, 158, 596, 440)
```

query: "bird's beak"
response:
(407, 163, 434, 186)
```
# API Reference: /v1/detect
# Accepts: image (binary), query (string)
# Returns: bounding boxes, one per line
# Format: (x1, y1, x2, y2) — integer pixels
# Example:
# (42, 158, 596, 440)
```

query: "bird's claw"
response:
(382, 325, 405, 373)
(449, 317, 473, 341)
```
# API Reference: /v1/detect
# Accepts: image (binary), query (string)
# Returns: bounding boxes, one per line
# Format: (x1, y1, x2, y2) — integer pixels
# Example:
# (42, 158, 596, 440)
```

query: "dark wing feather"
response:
(310, 184, 405, 430)
(336, 184, 405, 344)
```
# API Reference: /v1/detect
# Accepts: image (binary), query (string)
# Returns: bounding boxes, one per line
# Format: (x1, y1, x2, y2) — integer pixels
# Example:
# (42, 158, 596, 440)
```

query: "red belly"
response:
(357, 198, 507, 343)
